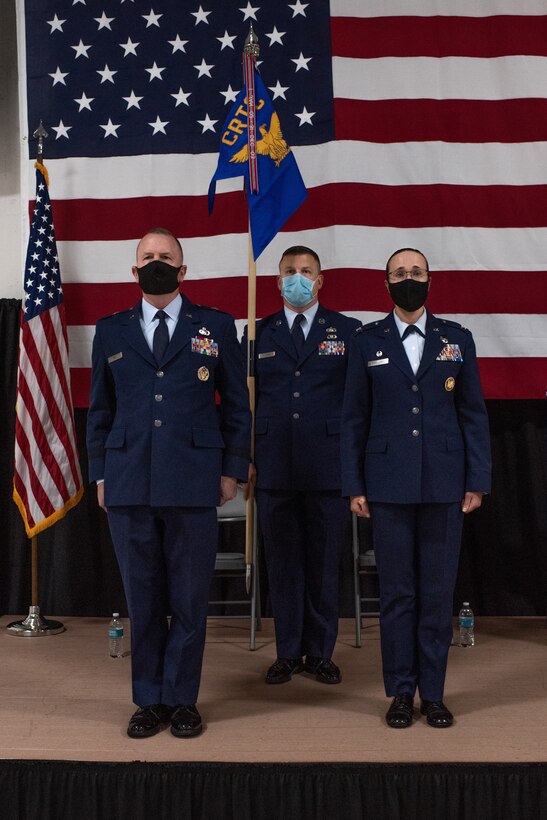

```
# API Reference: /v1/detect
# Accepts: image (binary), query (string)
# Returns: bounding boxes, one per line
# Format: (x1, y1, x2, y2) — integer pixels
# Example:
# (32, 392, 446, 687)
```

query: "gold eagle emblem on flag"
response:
(229, 113, 291, 167)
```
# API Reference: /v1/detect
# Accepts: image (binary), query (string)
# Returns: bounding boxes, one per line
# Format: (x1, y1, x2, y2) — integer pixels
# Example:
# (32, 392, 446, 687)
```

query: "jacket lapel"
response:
(380, 313, 416, 381)
(121, 302, 157, 367)
(161, 294, 199, 366)
(297, 305, 328, 365)
(416, 313, 447, 379)
(270, 310, 298, 360)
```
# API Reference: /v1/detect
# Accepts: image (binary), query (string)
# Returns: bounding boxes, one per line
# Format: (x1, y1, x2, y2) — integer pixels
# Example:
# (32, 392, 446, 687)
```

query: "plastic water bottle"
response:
(459, 602, 475, 648)
(108, 613, 124, 658)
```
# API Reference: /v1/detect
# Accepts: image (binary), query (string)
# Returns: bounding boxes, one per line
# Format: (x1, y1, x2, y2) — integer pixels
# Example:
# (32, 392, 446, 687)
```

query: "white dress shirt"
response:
(284, 301, 319, 339)
(393, 308, 427, 375)
(140, 293, 182, 351)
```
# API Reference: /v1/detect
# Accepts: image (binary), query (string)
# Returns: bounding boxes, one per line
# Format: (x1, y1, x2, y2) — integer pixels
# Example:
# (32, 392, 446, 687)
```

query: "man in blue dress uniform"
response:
(341, 248, 491, 728)
(87, 228, 250, 738)
(244, 246, 361, 686)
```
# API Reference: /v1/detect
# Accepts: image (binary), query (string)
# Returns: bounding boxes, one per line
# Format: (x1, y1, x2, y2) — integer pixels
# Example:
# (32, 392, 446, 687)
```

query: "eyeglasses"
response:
(387, 267, 429, 283)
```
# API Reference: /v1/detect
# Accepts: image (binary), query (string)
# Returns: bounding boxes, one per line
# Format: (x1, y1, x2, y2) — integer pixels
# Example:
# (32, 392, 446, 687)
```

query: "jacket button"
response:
(411, 384, 419, 392)
(154, 419, 162, 427)
(412, 429, 420, 437)
(155, 394, 163, 402)
(294, 370, 301, 376)
(293, 392, 300, 398)
(293, 413, 300, 420)
(156, 370, 164, 378)
(412, 406, 420, 414)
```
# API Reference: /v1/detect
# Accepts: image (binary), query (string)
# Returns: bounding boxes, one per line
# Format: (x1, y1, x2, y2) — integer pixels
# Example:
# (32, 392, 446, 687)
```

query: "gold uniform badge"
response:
(445, 377, 455, 391)
(197, 366, 209, 382)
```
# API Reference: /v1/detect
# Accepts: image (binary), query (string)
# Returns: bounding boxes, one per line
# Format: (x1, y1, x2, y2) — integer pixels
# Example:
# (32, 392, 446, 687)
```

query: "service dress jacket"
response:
(341, 311, 491, 504)
(244, 305, 361, 492)
(87, 294, 250, 507)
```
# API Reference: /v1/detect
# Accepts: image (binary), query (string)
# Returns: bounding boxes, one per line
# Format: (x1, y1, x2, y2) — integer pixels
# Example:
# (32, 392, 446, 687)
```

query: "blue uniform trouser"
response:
(107, 505, 217, 707)
(256, 489, 349, 660)
(370, 501, 463, 702)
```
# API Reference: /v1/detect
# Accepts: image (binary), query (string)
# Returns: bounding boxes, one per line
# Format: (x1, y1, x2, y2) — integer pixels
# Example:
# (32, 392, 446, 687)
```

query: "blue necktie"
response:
(291, 313, 305, 353)
(153, 310, 169, 363)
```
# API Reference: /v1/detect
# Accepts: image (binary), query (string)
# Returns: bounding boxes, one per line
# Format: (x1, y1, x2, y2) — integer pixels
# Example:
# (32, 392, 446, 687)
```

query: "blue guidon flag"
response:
(208, 64, 307, 260)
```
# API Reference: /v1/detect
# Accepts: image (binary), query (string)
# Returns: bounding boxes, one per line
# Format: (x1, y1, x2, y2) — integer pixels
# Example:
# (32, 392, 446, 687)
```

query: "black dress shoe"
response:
(265, 658, 303, 684)
(386, 694, 414, 728)
(127, 704, 173, 739)
(420, 700, 454, 728)
(171, 704, 203, 738)
(304, 656, 342, 684)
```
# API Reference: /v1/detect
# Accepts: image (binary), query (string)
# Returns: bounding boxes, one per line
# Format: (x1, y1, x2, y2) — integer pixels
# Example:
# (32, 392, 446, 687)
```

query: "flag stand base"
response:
(6, 605, 65, 637)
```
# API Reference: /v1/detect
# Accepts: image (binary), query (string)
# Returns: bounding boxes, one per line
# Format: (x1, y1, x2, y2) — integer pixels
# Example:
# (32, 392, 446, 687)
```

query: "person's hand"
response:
(462, 491, 483, 514)
(97, 482, 107, 511)
(242, 463, 256, 500)
(219, 475, 238, 506)
(350, 495, 370, 518)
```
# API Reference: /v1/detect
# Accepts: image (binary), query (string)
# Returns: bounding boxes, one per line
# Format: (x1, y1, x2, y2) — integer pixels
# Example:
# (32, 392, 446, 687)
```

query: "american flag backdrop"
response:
(17, 0, 547, 406)
(13, 162, 83, 538)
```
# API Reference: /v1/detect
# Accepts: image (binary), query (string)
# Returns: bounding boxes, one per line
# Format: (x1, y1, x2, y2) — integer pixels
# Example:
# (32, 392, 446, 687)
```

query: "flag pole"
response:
(7, 122, 65, 637)
(244, 27, 260, 593)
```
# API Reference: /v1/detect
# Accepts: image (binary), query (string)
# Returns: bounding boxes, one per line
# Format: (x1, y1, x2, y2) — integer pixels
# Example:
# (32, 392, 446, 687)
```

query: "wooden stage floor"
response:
(1, 616, 545, 764)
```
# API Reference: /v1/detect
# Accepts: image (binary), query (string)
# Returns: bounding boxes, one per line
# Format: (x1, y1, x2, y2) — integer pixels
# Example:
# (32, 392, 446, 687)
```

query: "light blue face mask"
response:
(280, 273, 316, 308)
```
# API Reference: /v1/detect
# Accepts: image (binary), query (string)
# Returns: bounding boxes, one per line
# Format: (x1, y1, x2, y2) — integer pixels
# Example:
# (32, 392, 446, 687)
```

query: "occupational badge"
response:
(198, 327, 210, 336)
(197, 366, 210, 381)
(445, 377, 455, 391)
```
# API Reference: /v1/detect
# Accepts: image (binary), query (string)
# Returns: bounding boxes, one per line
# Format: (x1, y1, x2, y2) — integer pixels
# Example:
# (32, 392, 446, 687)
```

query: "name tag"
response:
(367, 358, 389, 367)
(258, 351, 276, 359)
(191, 337, 219, 357)
(108, 352, 123, 364)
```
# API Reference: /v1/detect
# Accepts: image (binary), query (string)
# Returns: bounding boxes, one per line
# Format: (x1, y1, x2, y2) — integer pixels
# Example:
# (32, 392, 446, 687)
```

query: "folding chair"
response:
(352, 512, 380, 647)
(209, 487, 260, 650)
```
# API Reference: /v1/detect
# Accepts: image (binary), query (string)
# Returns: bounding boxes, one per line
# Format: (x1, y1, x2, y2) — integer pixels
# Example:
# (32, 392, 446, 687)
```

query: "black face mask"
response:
(137, 260, 181, 295)
(388, 278, 429, 313)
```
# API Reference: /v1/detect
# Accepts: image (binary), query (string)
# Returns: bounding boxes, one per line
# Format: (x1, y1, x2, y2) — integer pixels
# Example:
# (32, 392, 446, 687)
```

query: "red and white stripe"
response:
(13, 303, 83, 537)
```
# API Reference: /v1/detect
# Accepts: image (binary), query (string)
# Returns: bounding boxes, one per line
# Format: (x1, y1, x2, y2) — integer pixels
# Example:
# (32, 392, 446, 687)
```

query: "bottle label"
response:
(109, 628, 124, 638)
(460, 618, 473, 628)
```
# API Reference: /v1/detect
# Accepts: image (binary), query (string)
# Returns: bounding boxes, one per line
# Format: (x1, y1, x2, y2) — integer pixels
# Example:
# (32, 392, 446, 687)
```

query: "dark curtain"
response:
(1, 298, 546, 617)
(1, 760, 547, 820)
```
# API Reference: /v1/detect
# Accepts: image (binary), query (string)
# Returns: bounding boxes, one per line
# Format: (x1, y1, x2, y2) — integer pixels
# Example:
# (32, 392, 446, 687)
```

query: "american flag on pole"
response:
(13, 161, 83, 538)
(17, 0, 547, 405)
